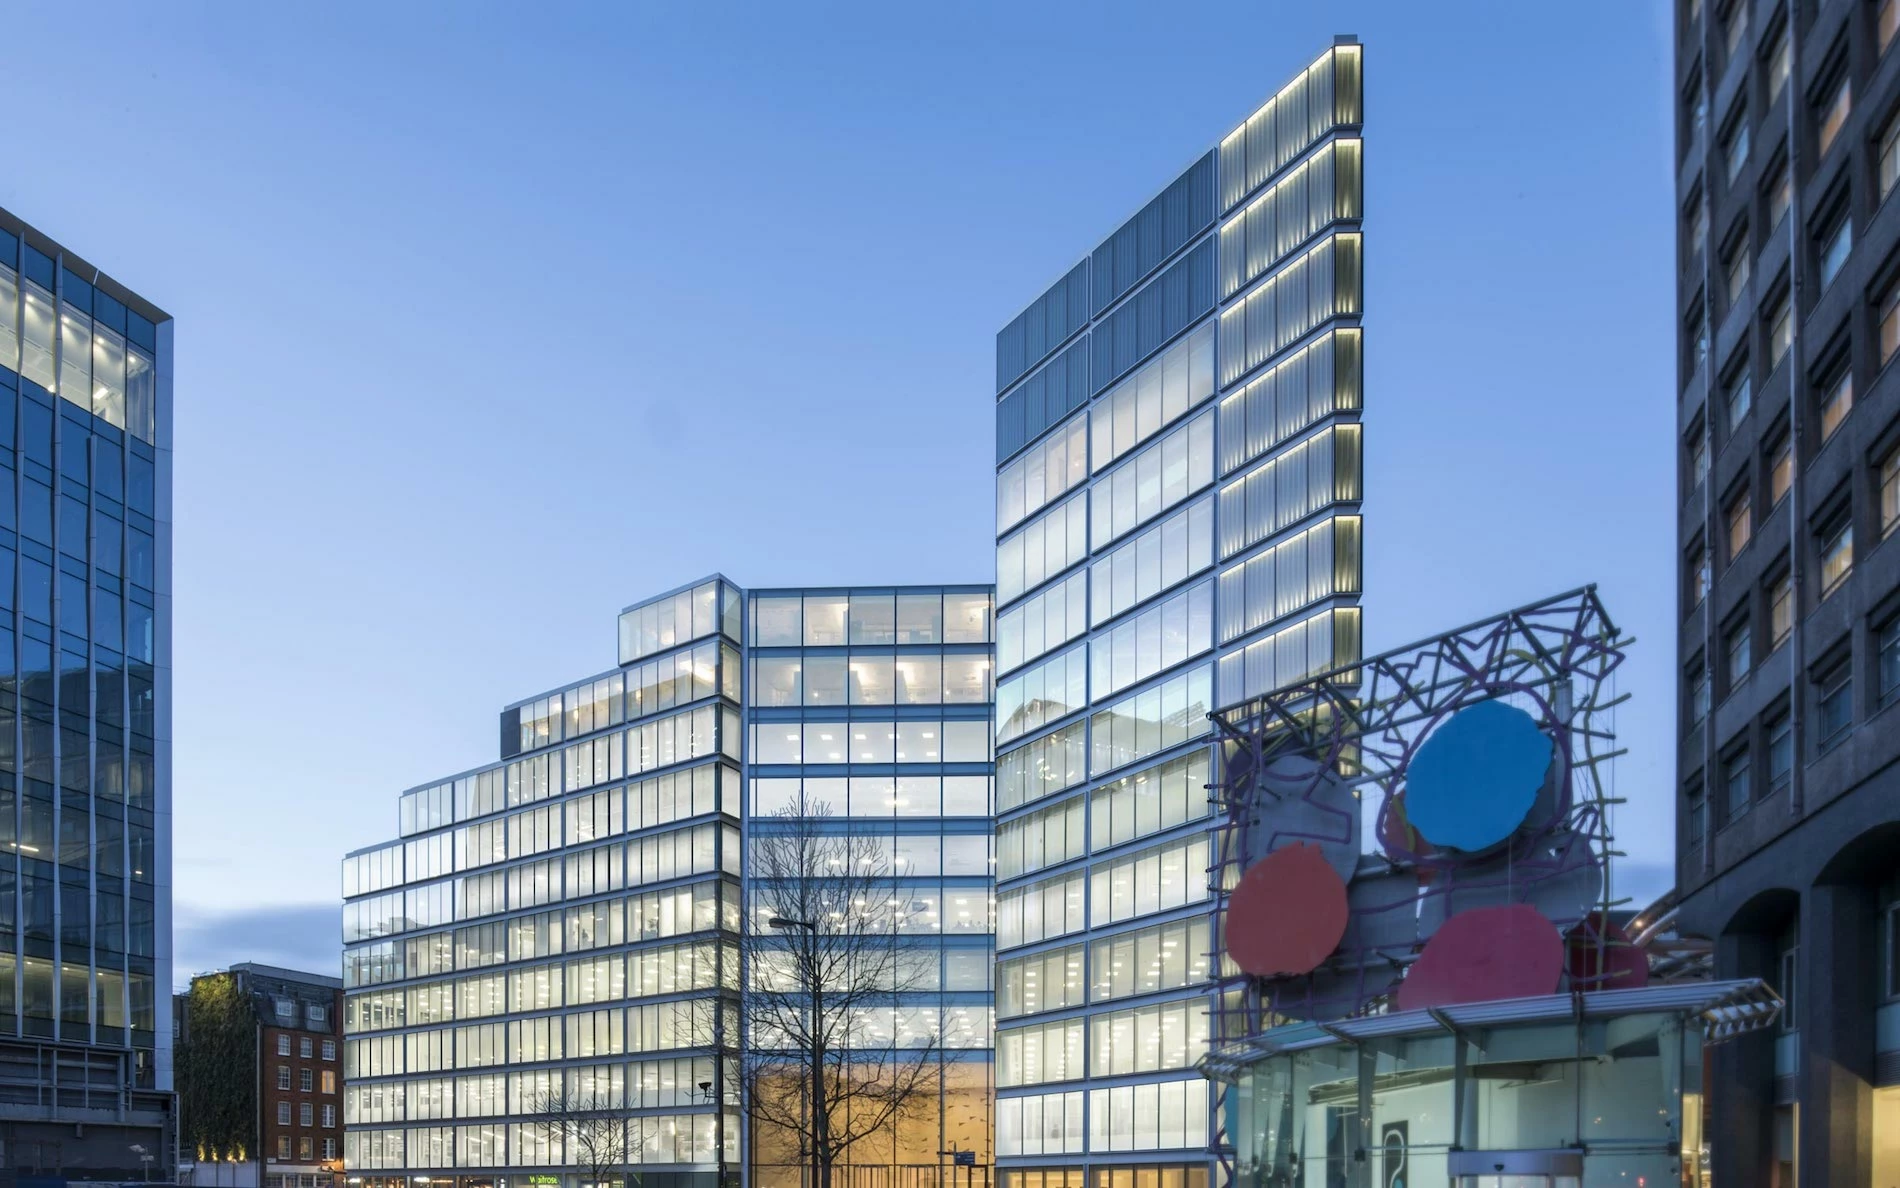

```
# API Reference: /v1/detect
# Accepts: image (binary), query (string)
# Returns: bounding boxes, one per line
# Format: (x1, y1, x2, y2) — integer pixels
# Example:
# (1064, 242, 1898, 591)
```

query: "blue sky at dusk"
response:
(0, 2, 1679, 981)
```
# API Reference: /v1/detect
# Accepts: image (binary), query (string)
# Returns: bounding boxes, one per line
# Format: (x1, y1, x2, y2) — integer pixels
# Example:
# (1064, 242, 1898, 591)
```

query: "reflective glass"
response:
(848, 593, 896, 644)
(752, 596, 801, 646)
(803, 595, 847, 646)
(895, 593, 942, 643)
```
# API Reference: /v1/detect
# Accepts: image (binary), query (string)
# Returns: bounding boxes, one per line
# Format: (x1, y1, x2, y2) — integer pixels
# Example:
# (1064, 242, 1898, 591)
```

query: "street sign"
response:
(955, 1152, 976, 1166)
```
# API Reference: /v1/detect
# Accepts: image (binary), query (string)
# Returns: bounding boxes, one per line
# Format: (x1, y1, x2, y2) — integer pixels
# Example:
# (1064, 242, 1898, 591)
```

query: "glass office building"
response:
(0, 207, 173, 1176)
(743, 586, 995, 1188)
(341, 579, 996, 1188)
(989, 41, 1364, 1188)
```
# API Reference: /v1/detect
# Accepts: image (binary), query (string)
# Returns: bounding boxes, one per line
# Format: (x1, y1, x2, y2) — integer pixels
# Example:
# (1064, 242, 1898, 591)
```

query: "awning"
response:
(1200, 978, 1781, 1082)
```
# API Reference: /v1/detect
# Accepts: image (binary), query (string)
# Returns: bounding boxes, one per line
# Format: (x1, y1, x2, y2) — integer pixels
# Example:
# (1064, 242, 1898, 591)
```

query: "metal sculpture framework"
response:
(1205, 583, 1630, 1061)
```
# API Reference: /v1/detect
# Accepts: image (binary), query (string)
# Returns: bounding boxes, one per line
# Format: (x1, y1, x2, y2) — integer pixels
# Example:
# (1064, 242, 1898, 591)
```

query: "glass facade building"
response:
(0, 207, 173, 1174)
(341, 579, 996, 1188)
(744, 586, 996, 1188)
(990, 41, 1364, 1188)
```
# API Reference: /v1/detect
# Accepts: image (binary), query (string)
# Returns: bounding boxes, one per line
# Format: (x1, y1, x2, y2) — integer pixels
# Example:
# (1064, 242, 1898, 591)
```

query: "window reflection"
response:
(753, 596, 801, 647)
(801, 723, 848, 764)
(944, 593, 993, 642)
(895, 655, 941, 705)
(852, 723, 896, 763)
(849, 654, 893, 704)
(943, 656, 994, 704)
(849, 594, 896, 644)
(752, 657, 800, 707)
(751, 726, 802, 765)
(803, 596, 847, 646)
(894, 722, 939, 762)
(896, 594, 942, 643)
(802, 656, 847, 706)
(895, 776, 940, 816)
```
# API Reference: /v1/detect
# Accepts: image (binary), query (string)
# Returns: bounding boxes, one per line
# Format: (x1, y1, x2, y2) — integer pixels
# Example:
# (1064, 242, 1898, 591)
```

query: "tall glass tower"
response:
(0, 207, 173, 1174)
(989, 41, 1364, 1188)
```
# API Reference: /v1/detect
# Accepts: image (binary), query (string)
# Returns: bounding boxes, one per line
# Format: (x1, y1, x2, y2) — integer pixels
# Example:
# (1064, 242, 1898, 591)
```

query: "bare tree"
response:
(743, 803, 942, 1188)
(522, 1077, 645, 1188)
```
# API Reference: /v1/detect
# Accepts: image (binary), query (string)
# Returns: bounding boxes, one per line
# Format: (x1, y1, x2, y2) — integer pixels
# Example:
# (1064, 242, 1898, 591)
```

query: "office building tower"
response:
(341, 578, 997, 1188)
(990, 40, 1363, 1188)
(0, 208, 173, 1178)
(742, 586, 995, 1188)
(1672, 2, 1900, 1184)
(176, 963, 346, 1188)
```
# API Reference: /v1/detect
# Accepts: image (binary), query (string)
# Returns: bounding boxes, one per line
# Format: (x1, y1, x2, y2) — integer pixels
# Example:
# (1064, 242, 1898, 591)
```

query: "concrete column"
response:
(1796, 882, 1875, 1188)
(1711, 929, 1778, 1188)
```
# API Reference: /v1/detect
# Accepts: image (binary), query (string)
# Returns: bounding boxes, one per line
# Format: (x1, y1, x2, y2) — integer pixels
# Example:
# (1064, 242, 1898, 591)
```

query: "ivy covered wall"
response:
(180, 972, 257, 1162)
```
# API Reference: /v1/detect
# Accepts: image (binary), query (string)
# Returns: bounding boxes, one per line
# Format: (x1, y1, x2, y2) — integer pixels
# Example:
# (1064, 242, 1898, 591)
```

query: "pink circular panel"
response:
(1395, 904, 1563, 1011)
(1226, 842, 1349, 977)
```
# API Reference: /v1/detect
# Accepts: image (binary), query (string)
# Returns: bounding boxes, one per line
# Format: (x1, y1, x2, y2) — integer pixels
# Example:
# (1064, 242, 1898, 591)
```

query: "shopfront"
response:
(1208, 982, 1780, 1188)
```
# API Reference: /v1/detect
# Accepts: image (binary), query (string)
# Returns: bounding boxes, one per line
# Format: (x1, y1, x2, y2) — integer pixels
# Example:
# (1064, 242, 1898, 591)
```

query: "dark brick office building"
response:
(178, 964, 343, 1188)
(1673, 1, 1900, 1185)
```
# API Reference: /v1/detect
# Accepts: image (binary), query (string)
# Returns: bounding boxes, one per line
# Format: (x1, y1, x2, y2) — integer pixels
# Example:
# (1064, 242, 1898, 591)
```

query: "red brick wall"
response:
(258, 988, 345, 1169)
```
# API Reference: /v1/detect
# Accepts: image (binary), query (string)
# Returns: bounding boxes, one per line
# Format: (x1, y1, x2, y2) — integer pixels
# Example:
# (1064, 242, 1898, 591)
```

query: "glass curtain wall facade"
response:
(744, 587, 996, 1188)
(342, 580, 998, 1188)
(0, 207, 173, 1173)
(343, 578, 748, 1188)
(990, 42, 1364, 1188)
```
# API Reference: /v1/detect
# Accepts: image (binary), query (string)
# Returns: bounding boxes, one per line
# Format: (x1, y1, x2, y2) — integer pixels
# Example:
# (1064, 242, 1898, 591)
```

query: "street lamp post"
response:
(699, 1080, 727, 1188)
(768, 917, 819, 1188)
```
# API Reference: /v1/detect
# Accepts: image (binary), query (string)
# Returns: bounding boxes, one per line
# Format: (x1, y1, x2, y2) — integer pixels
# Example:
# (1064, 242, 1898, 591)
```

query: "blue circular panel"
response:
(1405, 700, 1551, 852)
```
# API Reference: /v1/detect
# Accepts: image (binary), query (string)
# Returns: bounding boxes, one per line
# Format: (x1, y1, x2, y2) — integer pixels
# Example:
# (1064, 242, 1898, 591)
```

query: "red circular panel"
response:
(1396, 904, 1563, 1011)
(1225, 842, 1349, 977)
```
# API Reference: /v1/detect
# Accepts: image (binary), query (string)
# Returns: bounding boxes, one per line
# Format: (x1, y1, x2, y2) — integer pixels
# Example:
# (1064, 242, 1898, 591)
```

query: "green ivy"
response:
(180, 974, 257, 1162)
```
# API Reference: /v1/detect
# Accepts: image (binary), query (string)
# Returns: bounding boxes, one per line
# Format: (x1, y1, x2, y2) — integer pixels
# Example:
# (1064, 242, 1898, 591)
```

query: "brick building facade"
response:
(179, 964, 343, 1188)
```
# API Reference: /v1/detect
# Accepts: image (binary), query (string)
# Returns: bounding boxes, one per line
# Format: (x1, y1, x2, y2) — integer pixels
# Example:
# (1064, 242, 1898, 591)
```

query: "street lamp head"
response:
(768, 916, 814, 931)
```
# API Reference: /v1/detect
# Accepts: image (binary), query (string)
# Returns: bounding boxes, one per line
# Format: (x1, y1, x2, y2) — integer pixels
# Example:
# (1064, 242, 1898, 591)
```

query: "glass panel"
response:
(802, 656, 846, 706)
(850, 721, 896, 763)
(752, 596, 801, 646)
(894, 654, 942, 705)
(125, 348, 156, 443)
(848, 593, 896, 644)
(803, 595, 847, 646)
(893, 721, 939, 762)
(801, 723, 848, 764)
(944, 593, 993, 643)
(0, 266, 18, 372)
(1469, 1023, 1581, 1149)
(21, 284, 55, 389)
(57, 310, 90, 410)
(848, 654, 893, 705)
(751, 657, 800, 707)
(943, 656, 992, 704)
(895, 593, 942, 643)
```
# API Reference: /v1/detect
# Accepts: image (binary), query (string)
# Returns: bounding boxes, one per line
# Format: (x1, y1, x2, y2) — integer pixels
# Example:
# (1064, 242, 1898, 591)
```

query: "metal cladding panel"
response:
(1091, 150, 1217, 314)
(997, 259, 1090, 395)
(1218, 45, 1362, 215)
(1089, 237, 1215, 395)
(996, 338, 1090, 464)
